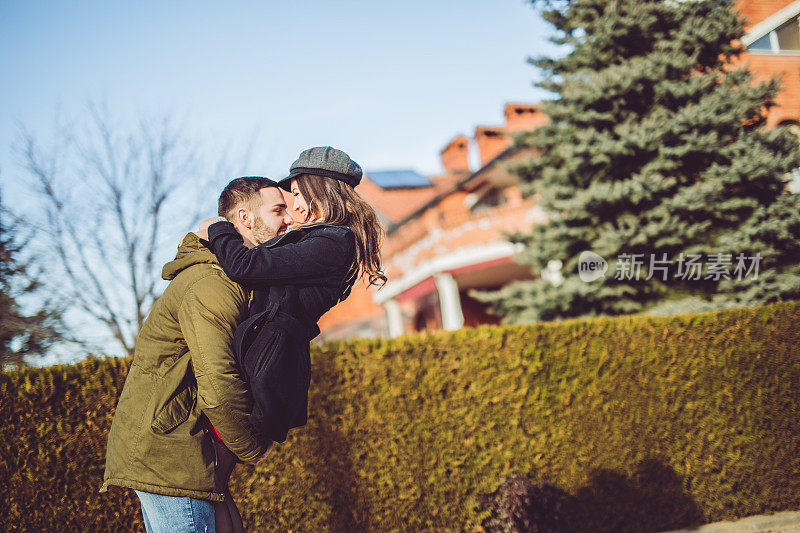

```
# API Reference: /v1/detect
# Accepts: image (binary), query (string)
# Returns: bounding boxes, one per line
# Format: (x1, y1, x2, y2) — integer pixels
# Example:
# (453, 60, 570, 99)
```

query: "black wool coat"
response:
(206, 221, 357, 443)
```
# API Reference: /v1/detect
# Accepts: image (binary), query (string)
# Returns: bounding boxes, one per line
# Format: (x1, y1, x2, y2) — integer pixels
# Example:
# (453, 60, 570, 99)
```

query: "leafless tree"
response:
(17, 104, 253, 356)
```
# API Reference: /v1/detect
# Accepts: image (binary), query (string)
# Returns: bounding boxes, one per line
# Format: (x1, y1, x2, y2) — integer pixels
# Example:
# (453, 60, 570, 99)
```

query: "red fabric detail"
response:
(205, 417, 224, 443)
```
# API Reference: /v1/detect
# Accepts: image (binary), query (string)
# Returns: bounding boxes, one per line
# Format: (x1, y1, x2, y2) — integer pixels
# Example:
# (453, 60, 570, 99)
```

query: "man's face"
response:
(250, 187, 293, 245)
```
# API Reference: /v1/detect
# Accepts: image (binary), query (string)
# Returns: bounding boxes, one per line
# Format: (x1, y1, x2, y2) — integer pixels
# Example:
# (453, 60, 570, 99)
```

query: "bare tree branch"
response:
(16, 104, 250, 357)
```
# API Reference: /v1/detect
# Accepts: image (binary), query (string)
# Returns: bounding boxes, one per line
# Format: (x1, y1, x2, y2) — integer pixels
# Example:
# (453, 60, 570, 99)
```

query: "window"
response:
(777, 16, 800, 50)
(748, 34, 772, 51)
(747, 14, 800, 53)
(469, 188, 508, 214)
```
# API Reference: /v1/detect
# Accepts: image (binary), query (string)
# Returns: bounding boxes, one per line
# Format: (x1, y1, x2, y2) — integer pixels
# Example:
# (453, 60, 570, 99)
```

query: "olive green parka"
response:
(100, 233, 268, 502)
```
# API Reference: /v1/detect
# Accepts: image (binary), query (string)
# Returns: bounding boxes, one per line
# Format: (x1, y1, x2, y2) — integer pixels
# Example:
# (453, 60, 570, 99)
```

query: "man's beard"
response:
(251, 216, 279, 245)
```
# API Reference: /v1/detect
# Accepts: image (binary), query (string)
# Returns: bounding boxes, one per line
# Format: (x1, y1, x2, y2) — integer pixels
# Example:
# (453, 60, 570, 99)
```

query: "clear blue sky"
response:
(0, 0, 559, 198)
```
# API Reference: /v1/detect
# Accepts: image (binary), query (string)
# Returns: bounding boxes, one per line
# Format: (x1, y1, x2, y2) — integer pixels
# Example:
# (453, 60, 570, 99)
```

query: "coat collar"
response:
(259, 223, 348, 249)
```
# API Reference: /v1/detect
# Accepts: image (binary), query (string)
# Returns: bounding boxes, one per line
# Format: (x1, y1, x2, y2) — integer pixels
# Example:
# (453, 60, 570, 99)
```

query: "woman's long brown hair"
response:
(293, 174, 387, 287)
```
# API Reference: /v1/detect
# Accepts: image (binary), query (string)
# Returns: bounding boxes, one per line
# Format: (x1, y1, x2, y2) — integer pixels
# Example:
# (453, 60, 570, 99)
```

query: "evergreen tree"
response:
(0, 195, 64, 368)
(479, 0, 800, 322)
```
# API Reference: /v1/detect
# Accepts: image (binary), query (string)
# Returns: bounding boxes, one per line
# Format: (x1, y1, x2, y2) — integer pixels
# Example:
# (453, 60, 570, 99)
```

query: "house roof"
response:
(366, 102, 545, 233)
(366, 170, 432, 189)
(385, 145, 536, 235)
(357, 175, 439, 225)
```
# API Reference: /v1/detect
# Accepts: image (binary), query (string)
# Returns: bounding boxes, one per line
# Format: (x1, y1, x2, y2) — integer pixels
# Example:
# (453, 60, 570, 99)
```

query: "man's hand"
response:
(197, 216, 227, 241)
(248, 441, 274, 465)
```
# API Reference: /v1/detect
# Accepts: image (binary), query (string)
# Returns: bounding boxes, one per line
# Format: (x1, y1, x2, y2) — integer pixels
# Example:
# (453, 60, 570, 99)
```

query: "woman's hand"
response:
(248, 441, 274, 465)
(197, 216, 227, 241)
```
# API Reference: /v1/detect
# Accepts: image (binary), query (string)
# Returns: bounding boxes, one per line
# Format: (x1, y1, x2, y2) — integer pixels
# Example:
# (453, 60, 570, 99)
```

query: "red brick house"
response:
(317, 0, 800, 340)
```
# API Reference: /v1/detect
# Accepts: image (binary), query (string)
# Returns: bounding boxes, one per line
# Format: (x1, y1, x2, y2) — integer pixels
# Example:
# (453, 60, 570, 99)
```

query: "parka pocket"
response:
(151, 378, 197, 434)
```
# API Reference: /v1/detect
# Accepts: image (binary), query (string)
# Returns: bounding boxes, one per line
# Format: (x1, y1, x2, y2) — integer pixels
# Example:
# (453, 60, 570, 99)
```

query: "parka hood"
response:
(162, 232, 220, 281)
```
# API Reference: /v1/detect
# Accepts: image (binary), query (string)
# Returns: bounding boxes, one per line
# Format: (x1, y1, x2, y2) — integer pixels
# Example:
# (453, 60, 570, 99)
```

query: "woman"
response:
(197, 147, 386, 532)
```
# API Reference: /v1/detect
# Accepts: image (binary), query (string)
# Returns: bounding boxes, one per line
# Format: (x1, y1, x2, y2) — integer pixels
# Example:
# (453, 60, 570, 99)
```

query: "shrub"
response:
(1, 300, 799, 531)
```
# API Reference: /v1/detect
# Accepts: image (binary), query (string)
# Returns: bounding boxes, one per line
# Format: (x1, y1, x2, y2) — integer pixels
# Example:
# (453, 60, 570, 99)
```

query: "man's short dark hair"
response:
(218, 177, 277, 219)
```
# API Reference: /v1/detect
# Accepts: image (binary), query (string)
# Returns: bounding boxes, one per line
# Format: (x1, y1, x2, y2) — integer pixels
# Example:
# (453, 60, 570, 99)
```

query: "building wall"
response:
(385, 192, 542, 280)
(316, 277, 385, 340)
(737, 0, 797, 26)
(741, 54, 800, 126)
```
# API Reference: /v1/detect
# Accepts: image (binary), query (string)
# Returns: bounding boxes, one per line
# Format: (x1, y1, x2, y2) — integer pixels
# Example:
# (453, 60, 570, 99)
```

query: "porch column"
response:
(435, 272, 464, 331)
(384, 298, 404, 338)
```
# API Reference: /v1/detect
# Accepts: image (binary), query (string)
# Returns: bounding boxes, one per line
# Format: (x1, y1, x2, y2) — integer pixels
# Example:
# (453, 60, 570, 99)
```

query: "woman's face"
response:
(290, 179, 311, 223)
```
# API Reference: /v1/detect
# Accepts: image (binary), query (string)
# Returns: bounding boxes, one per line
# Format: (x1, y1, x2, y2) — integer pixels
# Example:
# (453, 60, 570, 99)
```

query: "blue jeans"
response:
(134, 489, 215, 533)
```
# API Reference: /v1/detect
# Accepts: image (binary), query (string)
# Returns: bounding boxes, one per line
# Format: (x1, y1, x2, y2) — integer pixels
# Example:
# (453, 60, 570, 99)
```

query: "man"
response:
(100, 176, 293, 532)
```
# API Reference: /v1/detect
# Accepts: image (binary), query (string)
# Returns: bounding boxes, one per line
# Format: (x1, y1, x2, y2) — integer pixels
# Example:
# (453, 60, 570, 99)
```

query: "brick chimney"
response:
(440, 135, 471, 172)
(475, 126, 512, 167)
(504, 103, 548, 132)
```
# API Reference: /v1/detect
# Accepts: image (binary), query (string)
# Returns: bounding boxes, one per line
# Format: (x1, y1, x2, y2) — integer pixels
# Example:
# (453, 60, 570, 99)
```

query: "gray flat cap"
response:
(277, 146, 362, 191)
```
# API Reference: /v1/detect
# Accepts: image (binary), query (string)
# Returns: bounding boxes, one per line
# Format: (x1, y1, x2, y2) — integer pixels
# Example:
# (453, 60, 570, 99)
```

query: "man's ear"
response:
(237, 207, 252, 229)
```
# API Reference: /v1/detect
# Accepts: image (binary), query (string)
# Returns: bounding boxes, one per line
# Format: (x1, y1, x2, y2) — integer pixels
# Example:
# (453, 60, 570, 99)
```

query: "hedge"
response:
(1, 300, 799, 532)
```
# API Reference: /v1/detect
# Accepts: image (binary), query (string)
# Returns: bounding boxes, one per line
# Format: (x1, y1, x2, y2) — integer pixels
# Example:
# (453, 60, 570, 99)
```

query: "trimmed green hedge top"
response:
(2, 301, 799, 532)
